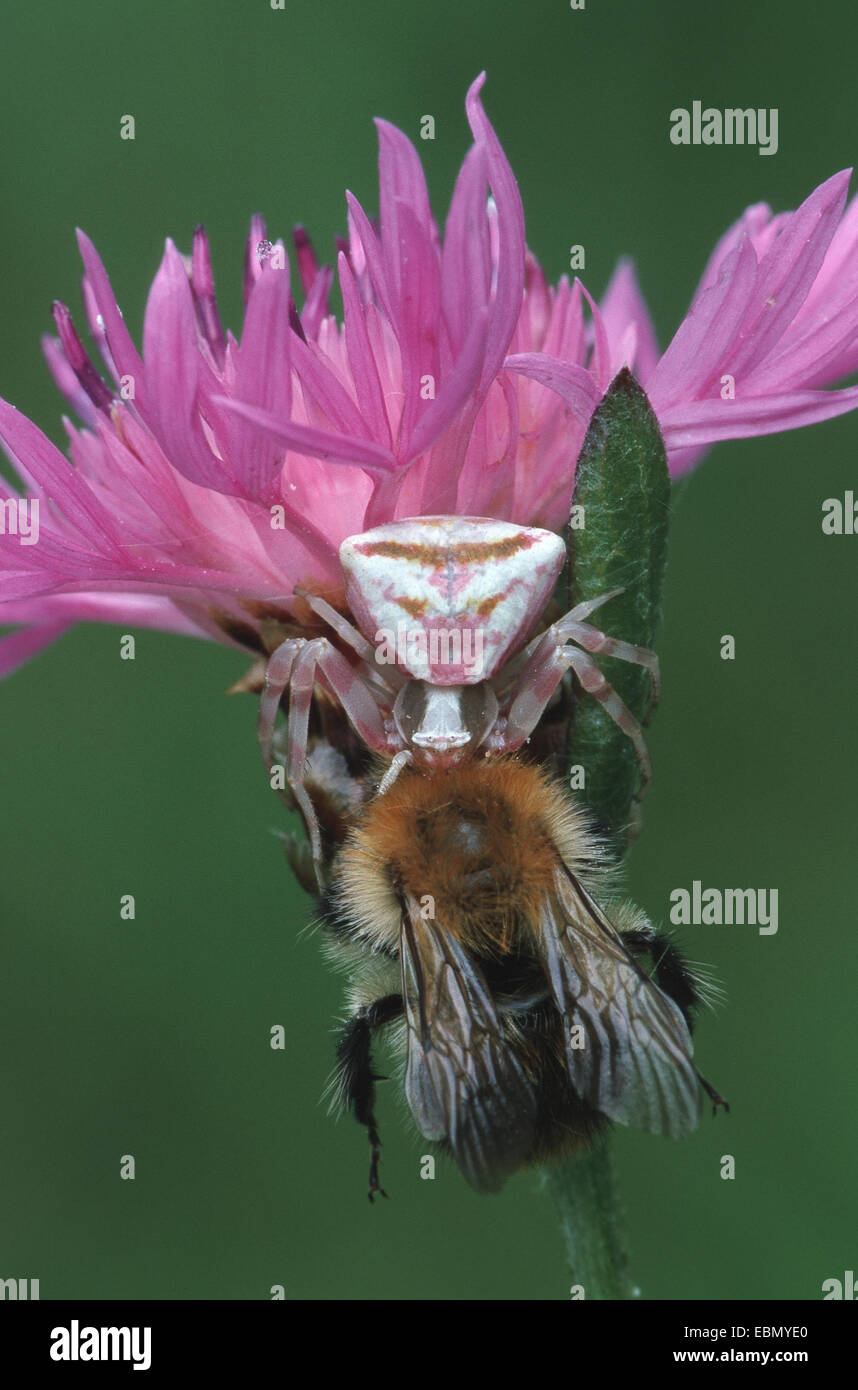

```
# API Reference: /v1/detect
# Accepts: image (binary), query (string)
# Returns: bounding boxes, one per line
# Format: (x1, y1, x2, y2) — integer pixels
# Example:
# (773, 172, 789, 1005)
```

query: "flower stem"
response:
(544, 1136, 637, 1300)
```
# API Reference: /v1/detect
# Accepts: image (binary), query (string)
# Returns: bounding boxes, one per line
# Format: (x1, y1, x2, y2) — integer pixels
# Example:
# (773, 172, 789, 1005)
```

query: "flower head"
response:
(631, 169, 858, 474)
(2, 75, 858, 675)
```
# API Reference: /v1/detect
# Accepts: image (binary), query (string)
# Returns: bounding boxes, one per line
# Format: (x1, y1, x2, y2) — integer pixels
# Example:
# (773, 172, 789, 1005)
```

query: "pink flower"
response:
(2, 74, 858, 677)
(604, 170, 858, 475)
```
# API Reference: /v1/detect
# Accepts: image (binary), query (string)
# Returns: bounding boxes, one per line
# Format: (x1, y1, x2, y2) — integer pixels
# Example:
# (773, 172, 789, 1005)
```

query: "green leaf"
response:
(564, 368, 670, 856)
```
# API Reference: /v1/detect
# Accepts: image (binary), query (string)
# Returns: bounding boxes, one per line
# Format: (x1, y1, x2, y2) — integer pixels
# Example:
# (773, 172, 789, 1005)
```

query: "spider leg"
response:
(259, 635, 395, 890)
(378, 749, 414, 796)
(294, 588, 378, 666)
(259, 637, 305, 768)
(562, 645, 653, 796)
(550, 613, 661, 714)
(498, 581, 659, 787)
(502, 642, 652, 796)
(564, 586, 626, 624)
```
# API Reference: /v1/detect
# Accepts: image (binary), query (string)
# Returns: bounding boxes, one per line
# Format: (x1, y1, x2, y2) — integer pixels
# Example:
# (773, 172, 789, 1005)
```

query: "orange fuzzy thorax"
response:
(333, 758, 605, 958)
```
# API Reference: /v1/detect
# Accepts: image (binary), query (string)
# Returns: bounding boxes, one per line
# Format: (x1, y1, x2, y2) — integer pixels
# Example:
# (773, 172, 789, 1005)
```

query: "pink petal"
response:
(577, 280, 612, 391)
(215, 397, 397, 472)
(0, 619, 72, 675)
(390, 198, 442, 456)
(51, 302, 114, 413)
(300, 264, 333, 338)
(407, 306, 490, 463)
(339, 250, 393, 449)
(689, 202, 772, 304)
(661, 384, 858, 449)
(345, 192, 397, 327)
(376, 117, 435, 301)
(228, 264, 294, 499)
(441, 143, 491, 356)
(243, 214, 268, 303)
(599, 259, 660, 384)
(729, 169, 851, 380)
(191, 225, 226, 367)
(293, 226, 319, 296)
(76, 230, 146, 407)
(41, 335, 99, 427)
(142, 240, 220, 491)
(465, 74, 526, 393)
(504, 352, 601, 424)
(290, 332, 371, 439)
(0, 400, 128, 558)
(647, 237, 758, 405)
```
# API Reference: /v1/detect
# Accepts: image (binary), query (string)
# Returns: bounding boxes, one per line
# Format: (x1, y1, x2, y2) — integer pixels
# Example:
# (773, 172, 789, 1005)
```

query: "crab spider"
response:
(259, 516, 659, 888)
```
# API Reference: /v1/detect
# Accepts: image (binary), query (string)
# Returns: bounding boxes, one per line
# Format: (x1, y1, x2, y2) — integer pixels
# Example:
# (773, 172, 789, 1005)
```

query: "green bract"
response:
(565, 368, 670, 856)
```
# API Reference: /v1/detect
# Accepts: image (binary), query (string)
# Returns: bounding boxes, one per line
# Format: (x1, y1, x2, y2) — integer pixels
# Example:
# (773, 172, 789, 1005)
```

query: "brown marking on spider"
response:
(394, 596, 428, 619)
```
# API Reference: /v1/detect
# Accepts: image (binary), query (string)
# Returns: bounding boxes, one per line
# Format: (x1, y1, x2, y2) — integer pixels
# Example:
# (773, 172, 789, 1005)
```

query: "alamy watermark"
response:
(670, 102, 778, 156)
(375, 623, 486, 678)
(50, 1321, 151, 1371)
(669, 881, 778, 935)
(822, 1270, 857, 1299)
(1, 1276, 39, 1299)
(821, 491, 858, 533)
(0, 497, 39, 545)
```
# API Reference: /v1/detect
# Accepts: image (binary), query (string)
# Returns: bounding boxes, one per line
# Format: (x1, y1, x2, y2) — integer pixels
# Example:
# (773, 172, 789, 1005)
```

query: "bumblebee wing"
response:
(400, 900, 538, 1193)
(538, 868, 701, 1138)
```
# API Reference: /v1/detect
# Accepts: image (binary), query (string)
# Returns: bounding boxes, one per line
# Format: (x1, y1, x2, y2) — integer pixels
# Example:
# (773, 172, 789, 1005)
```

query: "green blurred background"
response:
(1, 0, 856, 1301)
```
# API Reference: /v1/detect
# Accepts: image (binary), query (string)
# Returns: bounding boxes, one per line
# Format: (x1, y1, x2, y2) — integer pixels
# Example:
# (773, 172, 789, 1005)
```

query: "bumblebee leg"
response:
(698, 1072, 730, 1117)
(335, 994, 404, 1201)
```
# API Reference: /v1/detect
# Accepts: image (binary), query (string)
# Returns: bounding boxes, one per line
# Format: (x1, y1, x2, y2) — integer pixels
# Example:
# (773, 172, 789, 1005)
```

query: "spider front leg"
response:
(500, 596, 658, 796)
(551, 594, 661, 723)
(259, 635, 393, 891)
(561, 645, 653, 796)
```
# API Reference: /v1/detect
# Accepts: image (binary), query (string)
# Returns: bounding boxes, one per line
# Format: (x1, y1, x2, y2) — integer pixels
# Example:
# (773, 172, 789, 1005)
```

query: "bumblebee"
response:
(315, 753, 718, 1197)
